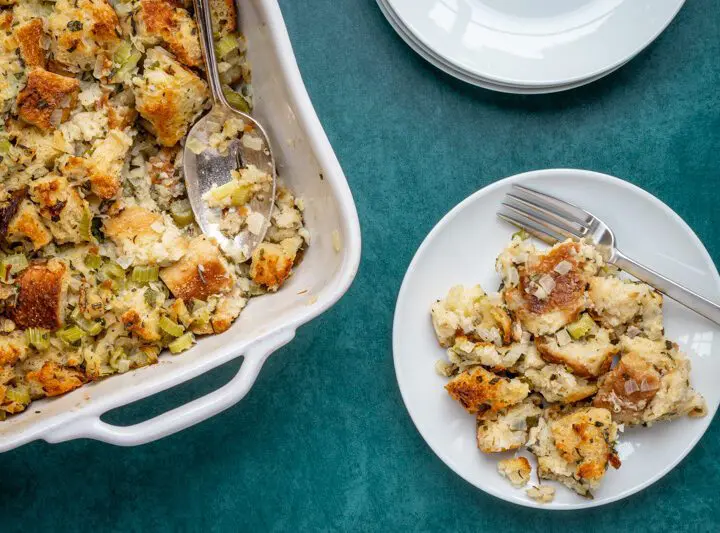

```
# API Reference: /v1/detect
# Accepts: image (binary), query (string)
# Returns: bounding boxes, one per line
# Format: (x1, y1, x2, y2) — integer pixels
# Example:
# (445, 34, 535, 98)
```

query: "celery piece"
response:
(0, 138, 11, 154)
(168, 332, 194, 354)
(84, 254, 103, 270)
(79, 209, 92, 241)
(512, 229, 530, 241)
(0, 254, 28, 281)
(25, 327, 50, 350)
(222, 87, 250, 113)
(208, 180, 239, 203)
(214, 34, 239, 58)
(75, 317, 103, 336)
(131, 265, 159, 284)
(230, 184, 253, 207)
(58, 325, 86, 344)
(170, 201, 195, 228)
(5, 385, 30, 405)
(159, 316, 184, 337)
(566, 314, 595, 340)
(102, 261, 126, 280)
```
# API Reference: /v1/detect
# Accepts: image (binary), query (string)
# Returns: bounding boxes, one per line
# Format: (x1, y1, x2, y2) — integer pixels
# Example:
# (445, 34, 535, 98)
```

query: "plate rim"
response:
(383, 0, 686, 87)
(375, 0, 629, 94)
(392, 168, 720, 510)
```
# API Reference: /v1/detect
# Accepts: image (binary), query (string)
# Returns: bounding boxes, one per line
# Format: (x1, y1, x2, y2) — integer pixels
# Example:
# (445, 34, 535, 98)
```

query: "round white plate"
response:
(393, 169, 720, 509)
(385, 0, 685, 87)
(377, 0, 629, 94)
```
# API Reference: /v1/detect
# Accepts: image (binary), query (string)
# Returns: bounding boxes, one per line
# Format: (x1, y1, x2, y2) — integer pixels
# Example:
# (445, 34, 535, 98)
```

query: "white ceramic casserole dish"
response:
(0, 0, 361, 451)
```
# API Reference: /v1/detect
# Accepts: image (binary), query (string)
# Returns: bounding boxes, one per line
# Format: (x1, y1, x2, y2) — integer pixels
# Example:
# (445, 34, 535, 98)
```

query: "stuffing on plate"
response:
(431, 233, 707, 501)
(0, 0, 309, 418)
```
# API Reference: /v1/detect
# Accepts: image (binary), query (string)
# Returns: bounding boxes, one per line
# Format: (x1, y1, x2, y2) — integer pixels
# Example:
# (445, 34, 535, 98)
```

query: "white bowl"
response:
(393, 169, 720, 509)
(0, 0, 361, 451)
(385, 0, 685, 87)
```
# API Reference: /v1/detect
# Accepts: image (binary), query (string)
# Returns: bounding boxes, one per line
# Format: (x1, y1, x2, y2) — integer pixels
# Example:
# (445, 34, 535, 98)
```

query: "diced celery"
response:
(168, 332, 194, 354)
(111, 42, 142, 83)
(214, 33, 239, 58)
(79, 209, 92, 241)
(159, 316, 184, 337)
(25, 327, 50, 350)
(230, 184, 253, 207)
(567, 314, 595, 340)
(170, 202, 195, 228)
(131, 265, 159, 283)
(222, 87, 250, 112)
(0, 138, 11, 154)
(75, 317, 103, 336)
(109, 347, 125, 370)
(102, 261, 126, 280)
(0, 254, 28, 281)
(208, 180, 239, 203)
(58, 325, 86, 344)
(84, 254, 102, 270)
(512, 229, 530, 241)
(5, 385, 30, 405)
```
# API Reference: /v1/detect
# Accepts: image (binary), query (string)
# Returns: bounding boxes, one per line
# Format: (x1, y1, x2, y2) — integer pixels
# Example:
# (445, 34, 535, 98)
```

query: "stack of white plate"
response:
(377, 0, 685, 94)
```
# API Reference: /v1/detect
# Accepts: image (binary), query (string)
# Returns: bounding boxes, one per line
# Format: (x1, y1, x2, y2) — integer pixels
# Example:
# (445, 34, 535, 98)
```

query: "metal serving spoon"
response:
(184, 0, 276, 260)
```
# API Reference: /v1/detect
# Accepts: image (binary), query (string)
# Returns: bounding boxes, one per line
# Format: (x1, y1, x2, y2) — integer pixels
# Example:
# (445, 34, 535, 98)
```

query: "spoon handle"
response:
(193, 0, 228, 106)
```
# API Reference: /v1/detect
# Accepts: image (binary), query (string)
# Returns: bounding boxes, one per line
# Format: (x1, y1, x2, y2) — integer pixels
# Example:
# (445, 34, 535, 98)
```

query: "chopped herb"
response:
(67, 20, 83, 31)
(489, 377, 500, 385)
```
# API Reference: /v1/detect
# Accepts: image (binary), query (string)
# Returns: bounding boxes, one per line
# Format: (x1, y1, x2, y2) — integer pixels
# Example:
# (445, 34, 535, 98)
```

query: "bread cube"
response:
(445, 366, 529, 415)
(16, 68, 79, 130)
(8, 259, 68, 330)
(135, 0, 202, 67)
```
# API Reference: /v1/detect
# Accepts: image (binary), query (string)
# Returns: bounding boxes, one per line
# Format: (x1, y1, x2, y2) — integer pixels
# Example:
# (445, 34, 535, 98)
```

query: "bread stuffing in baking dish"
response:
(0, 0, 308, 418)
(431, 233, 706, 501)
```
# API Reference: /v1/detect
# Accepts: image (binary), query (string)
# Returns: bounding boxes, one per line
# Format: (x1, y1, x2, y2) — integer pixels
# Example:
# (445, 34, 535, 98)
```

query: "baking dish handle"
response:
(42, 329, 295, 446)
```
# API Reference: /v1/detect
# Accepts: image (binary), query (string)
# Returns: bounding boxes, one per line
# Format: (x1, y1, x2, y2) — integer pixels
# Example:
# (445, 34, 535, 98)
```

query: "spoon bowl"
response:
(184, 0, 276, 260)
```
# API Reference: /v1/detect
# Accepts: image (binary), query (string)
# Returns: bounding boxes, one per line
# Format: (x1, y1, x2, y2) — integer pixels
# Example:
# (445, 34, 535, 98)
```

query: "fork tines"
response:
(497, 184, 594, 244)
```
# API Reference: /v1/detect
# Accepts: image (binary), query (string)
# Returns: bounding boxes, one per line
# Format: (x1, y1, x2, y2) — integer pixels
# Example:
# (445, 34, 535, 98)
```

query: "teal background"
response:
(3, 0, 720, 531)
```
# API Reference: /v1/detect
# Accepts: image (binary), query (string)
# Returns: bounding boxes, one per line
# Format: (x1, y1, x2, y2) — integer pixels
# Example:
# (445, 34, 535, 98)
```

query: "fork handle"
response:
(612, 251, 720, 326)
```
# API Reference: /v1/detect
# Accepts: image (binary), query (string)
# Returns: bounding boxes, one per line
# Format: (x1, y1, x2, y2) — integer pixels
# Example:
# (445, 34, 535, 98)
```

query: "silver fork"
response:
(498, 183, 720, 326)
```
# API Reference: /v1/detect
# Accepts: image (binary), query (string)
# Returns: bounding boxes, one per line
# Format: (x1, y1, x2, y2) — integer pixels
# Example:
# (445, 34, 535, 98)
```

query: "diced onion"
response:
(640, 379, 657, 392)
(553, 260, 572, 276)
(556, 329, 572, 347)
(624, 379, 640, 395)
(538, 274, 556, 295)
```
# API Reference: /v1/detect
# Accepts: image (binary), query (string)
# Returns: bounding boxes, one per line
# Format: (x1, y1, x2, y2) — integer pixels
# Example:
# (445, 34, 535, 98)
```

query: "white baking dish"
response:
(0, 0, 361, 451)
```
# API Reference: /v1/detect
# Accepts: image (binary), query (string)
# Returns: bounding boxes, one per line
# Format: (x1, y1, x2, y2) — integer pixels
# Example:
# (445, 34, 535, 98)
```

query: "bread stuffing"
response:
(0, 0, 308, 419)
(432, 233, 706, 500)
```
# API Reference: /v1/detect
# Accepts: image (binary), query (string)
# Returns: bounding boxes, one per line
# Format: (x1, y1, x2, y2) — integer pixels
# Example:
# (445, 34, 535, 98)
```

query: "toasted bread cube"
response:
(133, 47, 208, 146)
(526, 485, 555, 503)
(210, 0, 237, 35)
(8, 120, 65, 168)
(0, 332, 27, 366)
(497, 457, 532, 488)
(15, 19, 46, 68)
(8, 259, 68, 330)
(594, 336, 706, 424)
(135, 0, 202, 67)
(431, 284, 512, 348)
(60, 130, 132, 199)
(160, 236, 233, 302)
(16, 68, 79, 130)
(588, 276, 663, 340)
(5, 199, 53, 250)
(524, 363, 597, 404)
(528, 407, 620, 497)
(446, 366, 529, 415)
(27, 361, 85, 397)
(29, 174, 91, 244)
(104, 205, 188, 266)
(477, 396, 542, 453)
(536, 324, 617, 378)
(504, 241, 589, 336)
(115, 288, 161, 342)
(210, 287, 247, 333)
(48, 0, 121, 72)
(250, 237, 302, 291)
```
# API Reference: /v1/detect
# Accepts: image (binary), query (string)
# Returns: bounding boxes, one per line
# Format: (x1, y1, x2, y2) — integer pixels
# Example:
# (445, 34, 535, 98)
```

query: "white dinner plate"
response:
(377, 0, 629, 94)
(393, 169, 720, 509)
(385, 0, 685, 87)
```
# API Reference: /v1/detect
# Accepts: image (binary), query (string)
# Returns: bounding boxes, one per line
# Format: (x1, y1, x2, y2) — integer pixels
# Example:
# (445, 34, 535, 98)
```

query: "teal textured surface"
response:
(3, 0, 720, 530)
